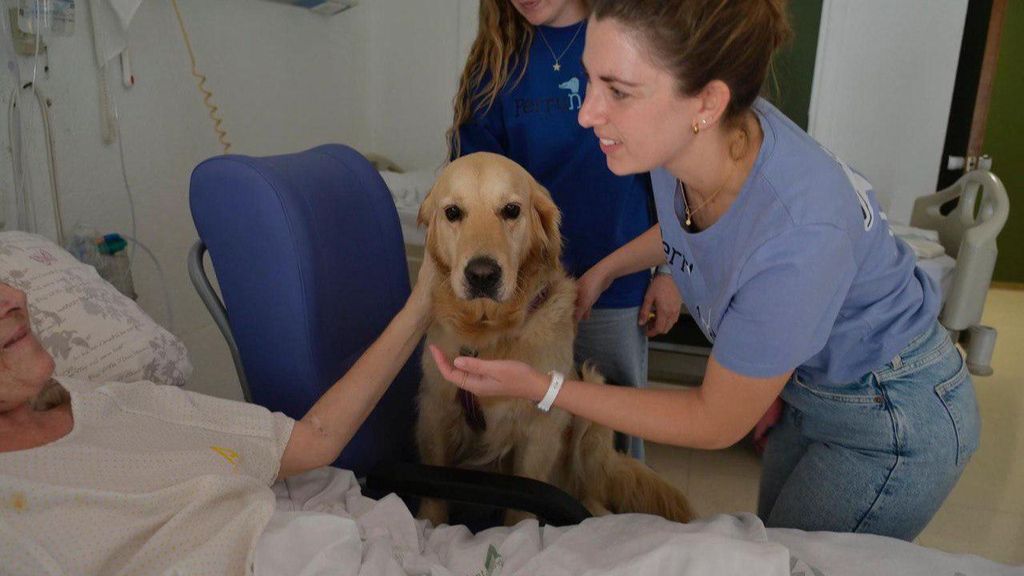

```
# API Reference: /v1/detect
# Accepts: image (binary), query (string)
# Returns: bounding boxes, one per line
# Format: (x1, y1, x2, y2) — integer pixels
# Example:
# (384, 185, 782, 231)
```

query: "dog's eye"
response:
(444, 205, 463, 222)
(500, 203, 521, 220)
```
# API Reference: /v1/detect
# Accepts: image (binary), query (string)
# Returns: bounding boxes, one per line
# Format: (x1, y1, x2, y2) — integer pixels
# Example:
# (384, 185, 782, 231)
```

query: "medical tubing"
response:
(29, 6, 40, 87)
(0, 0, 11, 228)
(170, 0, 232, 153)
(35, 86, 64, 245)
(84, 0, 117, 144)
(96, 64, 116, 144)
(6, 87, 32, 231)
(7, 82, 65, 245)
(110, 90, 138, 267)
(121, 233, 176, 334)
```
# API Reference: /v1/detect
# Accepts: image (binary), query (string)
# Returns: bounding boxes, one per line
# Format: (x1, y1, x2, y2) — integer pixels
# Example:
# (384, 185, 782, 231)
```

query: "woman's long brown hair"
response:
(447, 1, 536, 159)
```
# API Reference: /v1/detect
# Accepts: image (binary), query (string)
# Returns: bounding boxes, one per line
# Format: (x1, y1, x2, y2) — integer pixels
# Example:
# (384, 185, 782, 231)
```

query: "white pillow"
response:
(0, 231, 192, 387)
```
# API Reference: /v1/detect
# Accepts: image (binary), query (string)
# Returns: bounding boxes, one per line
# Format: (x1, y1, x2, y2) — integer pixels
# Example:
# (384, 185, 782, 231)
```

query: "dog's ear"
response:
(529, 178, 562, 265)
(417, 181, 439, 230)
(418, 174, 447, 253)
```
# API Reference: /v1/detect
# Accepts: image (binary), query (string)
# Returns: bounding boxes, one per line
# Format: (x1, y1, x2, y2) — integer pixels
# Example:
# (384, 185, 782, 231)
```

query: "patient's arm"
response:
(276, 259, 435, 480)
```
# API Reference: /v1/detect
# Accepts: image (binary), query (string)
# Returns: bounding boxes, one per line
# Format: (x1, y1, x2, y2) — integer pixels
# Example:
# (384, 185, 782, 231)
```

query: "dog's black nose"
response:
(464, 256, 502, 298)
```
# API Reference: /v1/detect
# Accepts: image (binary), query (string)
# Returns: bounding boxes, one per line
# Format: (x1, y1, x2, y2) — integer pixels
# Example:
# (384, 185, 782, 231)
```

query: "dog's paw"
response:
(503, 508, 536, 527)
(578, 361, 606, 384)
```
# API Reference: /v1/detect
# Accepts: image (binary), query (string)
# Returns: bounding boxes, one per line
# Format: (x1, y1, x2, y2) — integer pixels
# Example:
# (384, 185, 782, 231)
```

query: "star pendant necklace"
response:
(536, 21, 585, 72)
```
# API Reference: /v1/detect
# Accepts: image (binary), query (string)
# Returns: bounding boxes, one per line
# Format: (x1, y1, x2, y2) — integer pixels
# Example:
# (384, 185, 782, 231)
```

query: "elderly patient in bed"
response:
(3, 275, 1016, 576)
(0, 266, 433, 576)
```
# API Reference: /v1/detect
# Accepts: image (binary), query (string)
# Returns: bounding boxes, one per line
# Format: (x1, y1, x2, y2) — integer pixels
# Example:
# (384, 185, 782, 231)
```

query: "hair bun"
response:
(764, 0, 793, 50)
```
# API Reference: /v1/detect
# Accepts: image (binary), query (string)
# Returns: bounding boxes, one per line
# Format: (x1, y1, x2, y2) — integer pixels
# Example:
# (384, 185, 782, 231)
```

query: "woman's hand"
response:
(639, 274, 683, 336)
(428, 345, 548, 402)
(752, 397, 784, 456)
(575, 265, 612, 322)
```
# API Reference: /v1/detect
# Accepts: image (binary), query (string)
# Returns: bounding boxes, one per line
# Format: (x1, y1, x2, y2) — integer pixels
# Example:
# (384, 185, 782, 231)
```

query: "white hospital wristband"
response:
(537, 370, 565, 412)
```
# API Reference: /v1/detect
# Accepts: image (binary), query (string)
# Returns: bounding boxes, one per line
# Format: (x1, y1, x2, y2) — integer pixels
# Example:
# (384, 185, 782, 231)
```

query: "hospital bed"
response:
(908, 169, 1008, 375)
(183, 146, 1017, 573)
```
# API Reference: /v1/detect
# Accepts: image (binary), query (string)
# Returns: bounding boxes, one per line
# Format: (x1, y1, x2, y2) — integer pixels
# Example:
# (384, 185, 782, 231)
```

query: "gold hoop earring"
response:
(692, 120, 700, 135)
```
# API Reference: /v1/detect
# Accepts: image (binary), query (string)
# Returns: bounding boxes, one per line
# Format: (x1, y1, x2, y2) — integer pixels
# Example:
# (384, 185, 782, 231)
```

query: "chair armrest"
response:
(187, 240, 253, 401)
(365, 461, 592, 527)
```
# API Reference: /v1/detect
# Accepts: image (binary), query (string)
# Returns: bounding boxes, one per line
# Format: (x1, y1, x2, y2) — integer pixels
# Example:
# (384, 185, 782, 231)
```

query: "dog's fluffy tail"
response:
(601, 450, 695, 523)
(571, 364, 695, 524)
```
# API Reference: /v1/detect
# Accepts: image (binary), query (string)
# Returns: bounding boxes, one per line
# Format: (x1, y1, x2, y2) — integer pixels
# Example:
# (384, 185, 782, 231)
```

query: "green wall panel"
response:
(768, 0, 823, 130)
(988, 1, 1024, 283)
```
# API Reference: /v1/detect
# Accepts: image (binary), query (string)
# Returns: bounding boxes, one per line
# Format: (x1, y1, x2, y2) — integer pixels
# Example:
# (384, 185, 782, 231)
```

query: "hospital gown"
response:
(0, 378, 293, 576)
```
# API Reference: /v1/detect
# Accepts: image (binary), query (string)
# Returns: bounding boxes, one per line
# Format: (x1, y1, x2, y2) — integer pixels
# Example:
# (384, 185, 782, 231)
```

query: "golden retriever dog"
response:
(415, 152, 694, 526)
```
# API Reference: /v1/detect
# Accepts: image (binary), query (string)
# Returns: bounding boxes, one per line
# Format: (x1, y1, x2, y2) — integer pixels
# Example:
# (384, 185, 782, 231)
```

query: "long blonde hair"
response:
(448, 1, 588, 158)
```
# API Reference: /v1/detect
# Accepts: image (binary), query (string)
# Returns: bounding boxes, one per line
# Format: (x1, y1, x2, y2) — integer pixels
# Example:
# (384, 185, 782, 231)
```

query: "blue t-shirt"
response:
(652, 99, 940, 387)
(455, 21, 653, 309)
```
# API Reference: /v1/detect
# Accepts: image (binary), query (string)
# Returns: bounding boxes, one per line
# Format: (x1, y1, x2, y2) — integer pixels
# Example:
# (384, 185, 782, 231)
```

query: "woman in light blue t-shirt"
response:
(429, 0, 979, 541)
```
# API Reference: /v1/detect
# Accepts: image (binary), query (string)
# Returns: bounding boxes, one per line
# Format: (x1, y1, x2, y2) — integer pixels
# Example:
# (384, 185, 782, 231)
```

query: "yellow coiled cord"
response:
(170, 0, 232, 153)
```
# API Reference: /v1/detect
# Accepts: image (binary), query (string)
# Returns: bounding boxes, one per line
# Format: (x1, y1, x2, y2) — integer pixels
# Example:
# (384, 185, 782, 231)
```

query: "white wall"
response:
(2, 0, 373, 400)
(1, 0, 474, 401)
(362, 0, 475, 170)
(808, 0, 969, 222)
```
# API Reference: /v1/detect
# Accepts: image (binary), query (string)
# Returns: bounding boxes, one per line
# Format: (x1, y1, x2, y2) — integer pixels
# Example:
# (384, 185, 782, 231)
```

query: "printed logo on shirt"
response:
(513, 77, 582, 117)
(210, 445, 240, 473)
(694, 304, 717, 342)
(662, 240, 715, 341)
(663, 241, 694, 275)
(818, 145, 878, 231)
(559, 77, 582, 111)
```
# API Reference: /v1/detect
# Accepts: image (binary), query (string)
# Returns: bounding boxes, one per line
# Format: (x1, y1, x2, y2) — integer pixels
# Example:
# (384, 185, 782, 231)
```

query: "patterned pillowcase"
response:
(0, 231, 192, 387)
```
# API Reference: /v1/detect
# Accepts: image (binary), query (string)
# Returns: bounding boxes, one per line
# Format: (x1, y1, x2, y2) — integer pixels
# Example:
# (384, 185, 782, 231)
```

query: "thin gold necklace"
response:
(678, 166, 734, 227)
(536, 21, 585, 72)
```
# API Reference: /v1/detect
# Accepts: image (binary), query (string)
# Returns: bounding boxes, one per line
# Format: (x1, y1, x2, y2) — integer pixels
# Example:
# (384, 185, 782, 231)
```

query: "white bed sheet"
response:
(380, 169, 437, 247)
(257, 467, 1019, 576)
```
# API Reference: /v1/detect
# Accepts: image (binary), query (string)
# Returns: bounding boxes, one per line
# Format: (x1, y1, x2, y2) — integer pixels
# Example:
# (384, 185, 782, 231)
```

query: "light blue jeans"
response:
(758, 320, 980, 540)
(575, 306, 648, 461)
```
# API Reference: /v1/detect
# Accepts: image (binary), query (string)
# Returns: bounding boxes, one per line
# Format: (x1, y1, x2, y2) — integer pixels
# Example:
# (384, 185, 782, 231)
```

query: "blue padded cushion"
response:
(189, 144, 420, 475)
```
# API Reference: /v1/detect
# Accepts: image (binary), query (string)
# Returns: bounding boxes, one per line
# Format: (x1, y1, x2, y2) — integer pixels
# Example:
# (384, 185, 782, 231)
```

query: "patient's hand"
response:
(428, 345, 547, 402)
(409, 256, 438, 314)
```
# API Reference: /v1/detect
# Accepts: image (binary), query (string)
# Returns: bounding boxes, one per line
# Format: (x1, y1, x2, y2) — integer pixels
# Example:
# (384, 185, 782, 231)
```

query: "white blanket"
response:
(379, 169, 437, 247)
(257, 468, 1020, 576)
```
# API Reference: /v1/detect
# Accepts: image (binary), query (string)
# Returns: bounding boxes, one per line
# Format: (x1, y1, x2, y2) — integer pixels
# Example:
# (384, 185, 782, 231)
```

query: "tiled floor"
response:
(646, 288, 1024, 566)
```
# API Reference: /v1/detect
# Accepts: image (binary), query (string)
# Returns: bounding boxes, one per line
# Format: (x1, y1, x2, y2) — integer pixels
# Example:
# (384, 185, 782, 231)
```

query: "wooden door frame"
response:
(967, 0, 1007, 159)
(939, 0, 1007, 188)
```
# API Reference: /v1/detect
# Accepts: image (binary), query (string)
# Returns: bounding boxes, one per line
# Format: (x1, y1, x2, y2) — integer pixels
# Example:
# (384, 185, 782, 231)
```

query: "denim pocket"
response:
(934, 353, 979, 466)
(792, 372, 883, 405)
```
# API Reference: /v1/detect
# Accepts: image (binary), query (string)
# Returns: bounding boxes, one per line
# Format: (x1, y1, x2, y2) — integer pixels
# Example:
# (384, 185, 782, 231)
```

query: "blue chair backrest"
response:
(189, 144, 420, 475)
